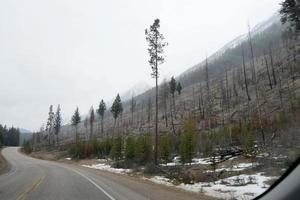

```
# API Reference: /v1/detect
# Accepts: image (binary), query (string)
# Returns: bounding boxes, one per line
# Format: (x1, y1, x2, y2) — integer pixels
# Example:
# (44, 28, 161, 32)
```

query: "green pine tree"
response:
(71, 107, 81, 143)
(159, 134, 171, 163)
(179, 116, 198, 164)
(89, 106, 95, 140)
(111, 136, 123, 161)
(54, 104, 61, 145)
(145, 19, 168, 165)
(111, 94, 123, 135)
(135, 134, 153, 165)
(176, 82, 182, 95)
(46, 105, 54, 145)
(125, 136, 136, 162)
(97, 99, 106, 136)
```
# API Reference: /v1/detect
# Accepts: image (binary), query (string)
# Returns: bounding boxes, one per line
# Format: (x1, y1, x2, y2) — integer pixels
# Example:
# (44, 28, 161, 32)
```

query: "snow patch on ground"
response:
(144, 173, 275, 200)
(161, 156, 223, 166)
(82, 163, 132, 174)
(205, 162, 259, 173)
(161, 156, 239, 167)
(142, 176, 174, 187)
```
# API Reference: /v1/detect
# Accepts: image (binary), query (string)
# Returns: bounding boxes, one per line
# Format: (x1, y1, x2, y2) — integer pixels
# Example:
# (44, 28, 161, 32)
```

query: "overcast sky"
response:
(0, 0, 281, 131)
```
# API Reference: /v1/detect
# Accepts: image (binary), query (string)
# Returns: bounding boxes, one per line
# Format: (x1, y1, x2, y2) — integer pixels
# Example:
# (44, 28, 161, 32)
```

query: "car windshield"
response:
(0, 1, 299, 200)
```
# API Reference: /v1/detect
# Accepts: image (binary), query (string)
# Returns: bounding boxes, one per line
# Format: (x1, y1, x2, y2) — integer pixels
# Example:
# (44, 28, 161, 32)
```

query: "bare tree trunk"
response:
(154, 67, 158, 165)
(232, 70, 238, 97)
(278, 77, 284, 110)
(90, 122, 93, 141)
(264, 53, 273, 90)
(242, 45, 251, 101)
(269, 46, 277, 86)
(248, 24, 257, 83)
(169, 97, 176, 136)
(225, 67, 230, 111)
(200, 85, 205, 118)
(101, 116, 104, 137)
(205, 58, 210, 97)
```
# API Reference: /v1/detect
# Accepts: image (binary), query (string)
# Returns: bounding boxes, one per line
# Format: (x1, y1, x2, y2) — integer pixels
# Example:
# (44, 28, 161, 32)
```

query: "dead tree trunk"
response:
(242, 45, 251, 101)
(264, 53, 273, 90)
(269, 46, 277, 86)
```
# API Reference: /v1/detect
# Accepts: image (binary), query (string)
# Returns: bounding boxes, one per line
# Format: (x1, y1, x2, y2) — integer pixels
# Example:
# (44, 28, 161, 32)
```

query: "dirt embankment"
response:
(0, 148, 10, 175)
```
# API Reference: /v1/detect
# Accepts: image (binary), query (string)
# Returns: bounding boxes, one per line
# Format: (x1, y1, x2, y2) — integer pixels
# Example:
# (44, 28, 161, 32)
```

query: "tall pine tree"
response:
(97, 99, 106, 137)
(71, 107, 81, 143)
(46, 105, 54, 145)
(54, 104, 61, 145)
(110, 94, 123, 135)
(145, 19, 167, 165)
(89, 106, 95, 140)
(176, 82, 182, 95)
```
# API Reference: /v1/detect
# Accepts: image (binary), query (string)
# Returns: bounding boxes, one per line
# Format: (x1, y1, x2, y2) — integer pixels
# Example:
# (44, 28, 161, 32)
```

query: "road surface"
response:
(0, 147, 214, 200)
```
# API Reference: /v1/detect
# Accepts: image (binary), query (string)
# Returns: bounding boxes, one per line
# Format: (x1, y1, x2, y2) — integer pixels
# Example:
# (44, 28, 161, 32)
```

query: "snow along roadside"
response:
(81, 162, 276, 200)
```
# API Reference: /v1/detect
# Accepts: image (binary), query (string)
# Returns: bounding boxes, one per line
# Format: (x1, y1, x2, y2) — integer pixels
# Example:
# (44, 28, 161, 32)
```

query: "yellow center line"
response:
(16, 167, 46, 200)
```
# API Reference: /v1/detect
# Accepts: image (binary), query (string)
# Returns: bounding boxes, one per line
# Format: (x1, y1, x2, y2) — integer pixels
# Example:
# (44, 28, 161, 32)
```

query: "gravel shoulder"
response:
(0, 147, 10, 175)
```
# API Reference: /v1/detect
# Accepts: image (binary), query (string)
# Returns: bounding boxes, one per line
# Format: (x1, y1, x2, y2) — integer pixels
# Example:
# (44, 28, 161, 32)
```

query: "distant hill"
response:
(121, 81, 151, 101)
(19, 128, 33, 146)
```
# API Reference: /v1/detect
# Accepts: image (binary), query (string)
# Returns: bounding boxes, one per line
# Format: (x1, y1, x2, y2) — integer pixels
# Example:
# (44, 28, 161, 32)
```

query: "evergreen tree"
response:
(169, 76, 177, 135)
(179, 116, 198, 164)
(0, 125, 3, 148)
(97, 99, 106, 137)
(71, 107, 81, 143)
(135, 134, 153, 165)
(104, 137, 113, 157)
(169, 76, 177, 98)
(176, 82, 182, 95)
(111, 136, 123, 161)
(145, 19, 167, 165)
(89, 106, 95, 140)
(53, 104, 61, 145)
(130, 96, 136, 125)
(110, 94, 123, 135)
(159, 134, 171, 163)
(125, 136, 136, 162)
(83, 117, 88, 140)
(46, 105, 54, 145)
(0, 125, 20, 146)
(280, 0, 300, 33)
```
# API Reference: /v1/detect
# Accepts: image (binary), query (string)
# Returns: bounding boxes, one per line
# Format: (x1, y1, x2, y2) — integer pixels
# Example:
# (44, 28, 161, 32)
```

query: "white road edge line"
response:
(71, 168, 116, 200)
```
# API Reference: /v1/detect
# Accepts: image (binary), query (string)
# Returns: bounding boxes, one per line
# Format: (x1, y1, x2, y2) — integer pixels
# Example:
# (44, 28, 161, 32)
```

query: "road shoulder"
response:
(24, 151, 217, 200)
(0, 147, 11, 175)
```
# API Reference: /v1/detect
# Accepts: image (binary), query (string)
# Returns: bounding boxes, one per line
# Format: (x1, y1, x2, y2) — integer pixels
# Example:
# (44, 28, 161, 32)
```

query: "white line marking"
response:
(71, 169, 116, 200)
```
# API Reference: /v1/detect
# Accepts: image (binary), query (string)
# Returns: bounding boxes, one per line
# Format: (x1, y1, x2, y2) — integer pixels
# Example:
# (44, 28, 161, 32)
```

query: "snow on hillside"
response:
(183, 13, 280, 75)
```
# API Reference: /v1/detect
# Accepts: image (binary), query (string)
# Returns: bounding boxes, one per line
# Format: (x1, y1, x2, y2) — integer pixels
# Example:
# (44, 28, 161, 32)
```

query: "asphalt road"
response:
(0, 147, 215, 200)
(0, 147, 149, 200)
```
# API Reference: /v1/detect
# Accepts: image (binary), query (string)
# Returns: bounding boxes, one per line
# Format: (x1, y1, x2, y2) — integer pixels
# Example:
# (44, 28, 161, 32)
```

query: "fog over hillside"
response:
(0, 0, 281, 131)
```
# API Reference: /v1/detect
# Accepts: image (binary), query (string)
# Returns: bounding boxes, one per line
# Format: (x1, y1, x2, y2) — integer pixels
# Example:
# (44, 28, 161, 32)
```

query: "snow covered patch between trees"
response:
(205, 162, 259, 173)
(160, 156, 225, 166)
(142, 176, 174, 187)
(144, 173, 275, 200)
(82, 163, 132, 174)
(161, 156, 239, 167)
